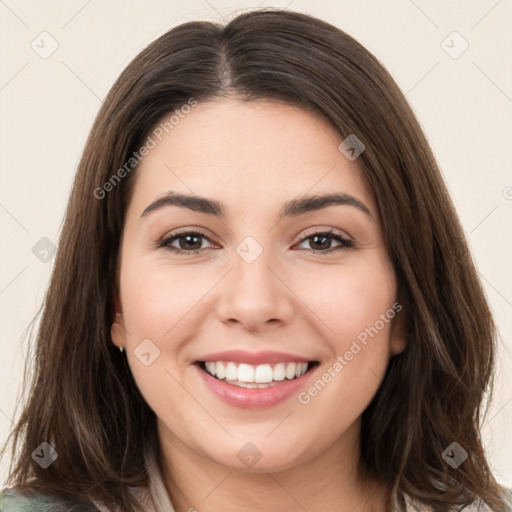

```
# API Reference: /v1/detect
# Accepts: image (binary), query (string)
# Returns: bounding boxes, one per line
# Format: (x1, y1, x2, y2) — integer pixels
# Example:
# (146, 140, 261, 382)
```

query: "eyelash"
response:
(157, 228, 354, 256)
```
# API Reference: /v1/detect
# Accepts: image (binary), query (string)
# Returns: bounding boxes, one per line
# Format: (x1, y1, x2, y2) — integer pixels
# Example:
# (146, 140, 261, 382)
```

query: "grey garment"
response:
(0, 447, 174, 512)
(0, 488, 101, 511)
(0, 487, 505, 511)
(2, 447, 508, 512)
(1, 485, 502, 512)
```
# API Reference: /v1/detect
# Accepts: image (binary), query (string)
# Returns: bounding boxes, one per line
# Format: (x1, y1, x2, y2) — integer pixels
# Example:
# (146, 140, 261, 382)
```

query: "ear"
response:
(110, 291, 126, 350)
(389, 301, 408, 355)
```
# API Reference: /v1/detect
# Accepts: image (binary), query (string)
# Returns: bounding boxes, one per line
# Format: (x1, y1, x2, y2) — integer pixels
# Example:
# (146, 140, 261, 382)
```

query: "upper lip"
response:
(193, 350, 316, 365)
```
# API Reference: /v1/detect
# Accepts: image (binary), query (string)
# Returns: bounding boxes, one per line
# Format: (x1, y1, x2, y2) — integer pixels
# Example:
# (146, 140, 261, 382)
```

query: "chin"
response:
(206, 440, 314, 474)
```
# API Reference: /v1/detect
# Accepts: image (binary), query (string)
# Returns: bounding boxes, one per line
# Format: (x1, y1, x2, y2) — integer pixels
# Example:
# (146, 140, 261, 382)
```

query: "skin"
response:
(111, 98, 407, 512)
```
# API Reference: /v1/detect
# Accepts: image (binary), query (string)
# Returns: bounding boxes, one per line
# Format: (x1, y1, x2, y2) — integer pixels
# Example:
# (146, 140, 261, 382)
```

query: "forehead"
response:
(128, 98, 375, 218)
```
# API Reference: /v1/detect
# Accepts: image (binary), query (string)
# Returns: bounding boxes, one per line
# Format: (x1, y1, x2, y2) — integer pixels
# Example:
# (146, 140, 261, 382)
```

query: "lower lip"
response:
(194, 363, 319, 409)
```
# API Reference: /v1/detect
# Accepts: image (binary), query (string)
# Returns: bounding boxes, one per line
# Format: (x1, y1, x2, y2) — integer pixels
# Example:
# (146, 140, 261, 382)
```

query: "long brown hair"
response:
(1, 8, 509, 511)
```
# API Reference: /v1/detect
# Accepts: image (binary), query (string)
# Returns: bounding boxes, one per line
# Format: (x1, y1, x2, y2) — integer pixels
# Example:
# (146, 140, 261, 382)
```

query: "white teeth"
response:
(202, 361, 310, 383)
(225, 362, 238, 380)
(216, 362, 226, 380)
(229, 380, 279, 388)
(238, 363, 255, 382)
(254, 364, 273, 383)
(273, 363, 286, 381)
(285, 363, 297, 379)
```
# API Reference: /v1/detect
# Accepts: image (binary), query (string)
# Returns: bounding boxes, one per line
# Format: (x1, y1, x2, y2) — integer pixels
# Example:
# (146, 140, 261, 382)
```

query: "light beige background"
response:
(1, 0, 511, 487)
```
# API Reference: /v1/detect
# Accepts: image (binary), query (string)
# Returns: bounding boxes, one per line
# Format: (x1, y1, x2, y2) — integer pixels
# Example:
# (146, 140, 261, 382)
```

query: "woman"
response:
(1, 8, 510, 512)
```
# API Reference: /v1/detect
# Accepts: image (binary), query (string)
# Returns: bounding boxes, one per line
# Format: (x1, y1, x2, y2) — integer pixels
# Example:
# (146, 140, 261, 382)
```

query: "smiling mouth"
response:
(196, 360, 320, 388)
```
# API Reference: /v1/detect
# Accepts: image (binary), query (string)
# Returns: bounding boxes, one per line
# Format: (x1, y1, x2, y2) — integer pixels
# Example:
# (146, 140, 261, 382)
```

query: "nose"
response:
(215, 245, 294, 332)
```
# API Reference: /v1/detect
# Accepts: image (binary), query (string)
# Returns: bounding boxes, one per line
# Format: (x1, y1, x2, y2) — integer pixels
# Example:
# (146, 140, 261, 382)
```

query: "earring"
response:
(119, 346, 124, 353)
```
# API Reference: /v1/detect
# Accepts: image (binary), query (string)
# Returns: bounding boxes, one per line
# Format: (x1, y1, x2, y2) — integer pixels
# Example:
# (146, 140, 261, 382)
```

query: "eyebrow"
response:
(140, 191, 373, 221)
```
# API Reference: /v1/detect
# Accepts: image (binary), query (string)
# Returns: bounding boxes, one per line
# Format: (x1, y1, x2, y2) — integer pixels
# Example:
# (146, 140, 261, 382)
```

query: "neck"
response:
(157, 419, 391, 512)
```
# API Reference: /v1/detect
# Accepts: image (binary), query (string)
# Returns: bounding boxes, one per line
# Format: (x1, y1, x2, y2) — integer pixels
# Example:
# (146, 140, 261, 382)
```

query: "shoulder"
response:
(1, 488, 57, 511)
(402, 490, 512, 512)
(457, 487, 512, 511)
(459, 500, 494, 511)
(0, 487, 101, 511)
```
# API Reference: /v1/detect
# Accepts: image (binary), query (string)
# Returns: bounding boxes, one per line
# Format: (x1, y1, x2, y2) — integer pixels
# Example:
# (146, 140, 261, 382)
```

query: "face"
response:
(111, 98, 406, 474)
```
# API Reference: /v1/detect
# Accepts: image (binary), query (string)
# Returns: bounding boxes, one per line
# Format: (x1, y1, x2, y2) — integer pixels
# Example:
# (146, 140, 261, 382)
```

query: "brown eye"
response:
(159, 231, 213, 254)
(296, 230, 353, 254)
(158, 229, 354, 256)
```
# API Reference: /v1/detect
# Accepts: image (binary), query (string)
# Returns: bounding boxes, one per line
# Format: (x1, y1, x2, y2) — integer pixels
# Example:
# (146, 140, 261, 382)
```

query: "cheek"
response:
(306, 256, 396, 351)
(118, 259, 204, 408)
(296, 259, 397, 416)
(120, 258, 207, 345)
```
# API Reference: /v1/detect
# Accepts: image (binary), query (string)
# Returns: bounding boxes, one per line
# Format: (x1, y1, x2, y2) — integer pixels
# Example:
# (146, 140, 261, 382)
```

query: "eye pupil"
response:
(180, 234, 202, 250)
(310, 235, 331, 250)
(162, 230, 350, 255)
